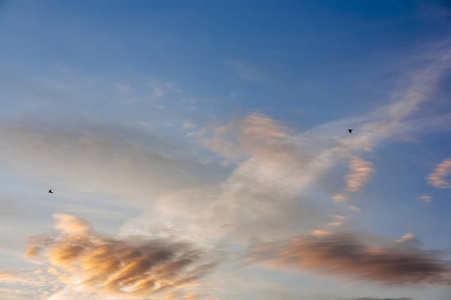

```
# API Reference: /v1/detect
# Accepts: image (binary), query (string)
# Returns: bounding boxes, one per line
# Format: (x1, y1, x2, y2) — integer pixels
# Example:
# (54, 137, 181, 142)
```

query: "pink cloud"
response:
(427, 158, 451, 188)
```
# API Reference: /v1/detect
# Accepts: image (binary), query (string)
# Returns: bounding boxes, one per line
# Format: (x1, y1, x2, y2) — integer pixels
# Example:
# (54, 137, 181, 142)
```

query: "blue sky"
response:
(1, 1, 451, 299)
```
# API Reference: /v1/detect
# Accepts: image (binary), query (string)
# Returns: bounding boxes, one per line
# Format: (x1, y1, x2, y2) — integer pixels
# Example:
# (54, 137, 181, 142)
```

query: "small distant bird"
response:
(348, 129, 353, 133)
(48, 189, 53, 194)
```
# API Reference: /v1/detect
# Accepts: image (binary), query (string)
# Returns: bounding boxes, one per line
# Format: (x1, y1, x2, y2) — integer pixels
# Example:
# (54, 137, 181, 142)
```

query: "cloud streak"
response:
(248, 231, 451, 285)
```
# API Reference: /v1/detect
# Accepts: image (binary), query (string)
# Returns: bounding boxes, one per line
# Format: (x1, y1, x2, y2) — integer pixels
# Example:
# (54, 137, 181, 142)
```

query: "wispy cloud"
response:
(0, 269, 55, 299)
(418, 194, 432, 206)
(149, 79, 177, 99)
(427, 158, 451, 188)
(227, 59, 272, 83)
(0, 122, 223, 207)
(319, 44, 451, 203)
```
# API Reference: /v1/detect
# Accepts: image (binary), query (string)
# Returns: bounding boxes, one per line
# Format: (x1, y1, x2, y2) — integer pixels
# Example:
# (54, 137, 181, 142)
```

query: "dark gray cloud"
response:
(248, 231, 451, 285)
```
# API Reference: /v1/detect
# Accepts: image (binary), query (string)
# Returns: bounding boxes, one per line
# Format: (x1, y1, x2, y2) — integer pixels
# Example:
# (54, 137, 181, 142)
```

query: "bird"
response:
(348, 129, 353, 133)
(48, 189, 53, 194)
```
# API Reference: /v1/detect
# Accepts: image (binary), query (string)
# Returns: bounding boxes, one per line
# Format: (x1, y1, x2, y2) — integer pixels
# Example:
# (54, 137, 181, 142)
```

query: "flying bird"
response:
(48, 189, 53, 194)
(348, 129, 353, 133)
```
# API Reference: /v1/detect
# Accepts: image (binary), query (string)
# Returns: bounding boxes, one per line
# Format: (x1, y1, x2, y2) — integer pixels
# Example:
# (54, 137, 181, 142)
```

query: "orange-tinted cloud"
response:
(427, 158, 451, 188)
(53, 213, 91, 235)
(345, 157, 376, 192)
(249, 232, 451, 285)
(332, 193, 348, 203)
(27, 214, 218, 299)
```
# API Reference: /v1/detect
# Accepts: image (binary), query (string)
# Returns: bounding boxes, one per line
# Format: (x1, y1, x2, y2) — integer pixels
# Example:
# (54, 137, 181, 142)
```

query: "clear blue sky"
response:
(1, 1, 451, 299)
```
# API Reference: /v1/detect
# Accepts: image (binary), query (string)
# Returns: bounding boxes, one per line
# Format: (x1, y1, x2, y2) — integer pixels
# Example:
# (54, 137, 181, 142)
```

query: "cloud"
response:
(332, 194, 348, 203)
(115, 83, 131, 94)
(349, 205, 361, 211)
(313, 45, 451, 205)
(1, 43, 451, 299)
(326, 215, 350, 227)
(0, 121, 223, 208)
(0, 269, 55, 299)
(345, 157, 376, 192)
(248, 231, 451, 285)
(166, 112, 339, 238)
(427, 158, 451, 188)
(227, 59, 272, 83)
(0, 271, 29, 284)
(53, 213, 91, 235)
(194, 47, 451, 234)
(26, 214, 220, 299)
(395, 233, 416, 243)
(418, 194, 432, 206)
(2, 41, 451, 246)
(198, 112, 292, 163)
(149, 79, 176, 99)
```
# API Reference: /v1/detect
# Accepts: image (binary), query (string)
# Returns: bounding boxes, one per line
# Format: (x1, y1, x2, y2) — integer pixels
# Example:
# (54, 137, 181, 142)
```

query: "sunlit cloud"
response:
(332, 193, 348, 203)
(0, 269, 55, 299)
(345, 157, 376, 192)
(395, 233, 416, 243)
(26, 214, 220, 299)
(349, 205, 361, 211)
(427, 158, 451, 188)
(326, 215, 350, 227)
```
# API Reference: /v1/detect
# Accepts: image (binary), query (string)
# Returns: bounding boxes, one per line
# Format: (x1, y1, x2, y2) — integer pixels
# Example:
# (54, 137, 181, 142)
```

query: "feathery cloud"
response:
(418, 194, 432, 206)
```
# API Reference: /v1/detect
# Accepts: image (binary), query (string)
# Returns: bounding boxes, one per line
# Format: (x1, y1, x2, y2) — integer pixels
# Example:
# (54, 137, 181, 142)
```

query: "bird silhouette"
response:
(48, 189, 53, 194)
(348, 129, 353, 133)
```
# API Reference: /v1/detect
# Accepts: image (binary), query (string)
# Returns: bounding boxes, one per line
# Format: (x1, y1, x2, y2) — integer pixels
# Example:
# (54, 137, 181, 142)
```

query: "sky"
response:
(1, 0, 451, 299)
